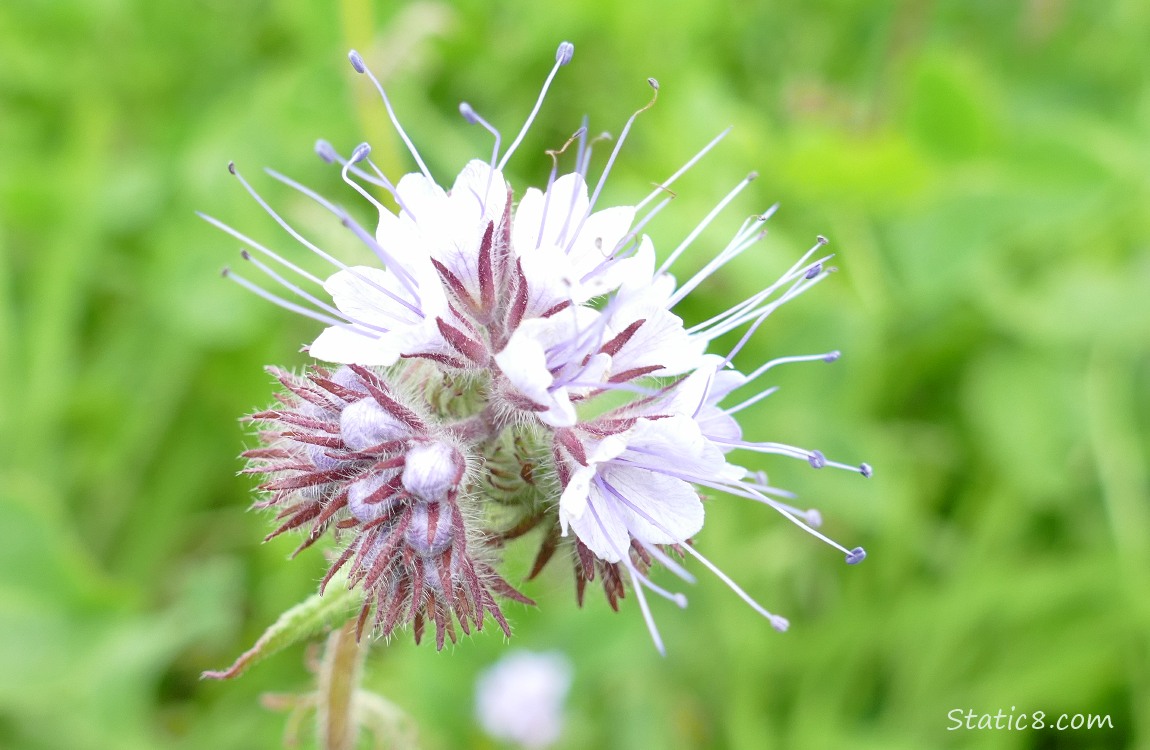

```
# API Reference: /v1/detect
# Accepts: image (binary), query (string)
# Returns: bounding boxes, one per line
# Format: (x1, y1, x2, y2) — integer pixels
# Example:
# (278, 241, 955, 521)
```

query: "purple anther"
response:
(459, 102, 480, 123)
(805, 263, 823, 279)
(846, 547, 867, 565)
(314, 140, 337, 163)
(807, 450, 827, 469)
(555, 41, 575, 66)
(859, 463, 873, 479)
(349, 142, 371, 164)
(824, 350, 842, 362)
(348, 50, 366, 73)
(227, 161, 237, 175)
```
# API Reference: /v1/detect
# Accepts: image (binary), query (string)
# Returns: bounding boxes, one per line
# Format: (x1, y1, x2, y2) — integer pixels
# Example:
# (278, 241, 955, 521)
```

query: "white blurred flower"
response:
(476, 651, 573, 749)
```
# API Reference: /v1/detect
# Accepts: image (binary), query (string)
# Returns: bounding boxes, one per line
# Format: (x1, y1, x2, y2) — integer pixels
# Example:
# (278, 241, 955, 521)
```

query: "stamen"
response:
(658, 172, 757, 276)
(565, 79, 659, 254)
(743, 470, 798, 500)
(348, 50, 433, 181)
(634, 539, 696, 584)
(707, 259, 832, 355)
(363, 155, 416, 220)
(740, 477, 823, 528)
(222, 268, 370, 333)
(341, 143, 391, 216)
(626, 464, 858, 565)
(314, 140, 414, 220)
(240, 250, 389, 334)
(665, 210, 773, 306)
(677, 540, 789, 632)
(658, 473, 863, 599)
(498, 41, 575, 171)
(626, 565, 666, 656)
(635, 128, 730, 212)
(315, 140, 338, 163)
(264, 168, 424, 318)
(737, 351, 842, 391)
(608, 194, 673, 258)
(573, 116, 590, 176)
(586, 490, 688, 608)
(721, 440, 872, 481)
(197, 212, 323, 287)
(459, 102, 501, 171)
(686, 241, 828, 336)
(535, 127, 587, 251)
(723, 385, 779, 415)
(337, 144, 421, 300)
(555, 40, 575, 66)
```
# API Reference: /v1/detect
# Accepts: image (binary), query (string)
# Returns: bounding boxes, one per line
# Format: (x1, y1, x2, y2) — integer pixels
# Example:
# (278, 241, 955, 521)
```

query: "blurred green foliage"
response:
(1, 0, 1148, 748)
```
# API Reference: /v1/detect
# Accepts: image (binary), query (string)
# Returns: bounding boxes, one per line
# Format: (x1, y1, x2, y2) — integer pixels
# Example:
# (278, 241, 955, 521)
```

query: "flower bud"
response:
(402, 440, 465, 501)
(347, 471, 400, 523)
(404, 502, 455, 556)
(340, 397, 410, 451)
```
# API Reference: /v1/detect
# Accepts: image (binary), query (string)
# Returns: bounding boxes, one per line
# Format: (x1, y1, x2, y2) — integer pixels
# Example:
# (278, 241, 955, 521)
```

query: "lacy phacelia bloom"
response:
(210, 41, 871, 653)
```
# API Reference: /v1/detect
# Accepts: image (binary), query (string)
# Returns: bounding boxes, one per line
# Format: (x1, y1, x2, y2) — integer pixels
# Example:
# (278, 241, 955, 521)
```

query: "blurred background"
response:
(2, 0, 1147, 748)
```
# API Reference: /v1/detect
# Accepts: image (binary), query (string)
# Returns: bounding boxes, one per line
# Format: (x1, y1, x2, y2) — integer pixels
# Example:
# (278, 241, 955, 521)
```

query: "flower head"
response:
(212, 41, 871, 652)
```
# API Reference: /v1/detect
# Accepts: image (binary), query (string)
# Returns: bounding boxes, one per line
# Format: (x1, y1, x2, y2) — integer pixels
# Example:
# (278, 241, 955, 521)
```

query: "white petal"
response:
(537, 393, 577, 427)
(626, 415, 729, 474)
(600, 464, 704, 546)
(324, 266, 422, 329)
(513, 173, 590, 253)
(558, 434, 628, 527)
(575, 239, 651, 300)
(565, 204, 636, 280)
(451, 159, 508, 227)
(617, 236, 658, 296)
(607, 309, 706, 377)
(402, 161, 509, 299)
(558, 464, 597, 526)
(517, 243, 578, 318)
(641, 354, 725, 417)
(511, 186, 546, 253)
(307, 326, 399, 365)
(565, 489, 631, 563)
(494, 326, 552, 404)
(697, 406, 743, 446)
(375, 206, 425, 266)
(394, 172, 447, 225)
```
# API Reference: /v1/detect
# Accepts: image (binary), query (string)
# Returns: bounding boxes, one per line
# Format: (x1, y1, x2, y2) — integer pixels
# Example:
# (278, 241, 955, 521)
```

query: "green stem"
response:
(317, 619, 369, 750)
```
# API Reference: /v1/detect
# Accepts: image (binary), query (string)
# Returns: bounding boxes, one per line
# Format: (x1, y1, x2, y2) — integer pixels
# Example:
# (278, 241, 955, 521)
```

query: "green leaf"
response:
(202, 575, 359, 681)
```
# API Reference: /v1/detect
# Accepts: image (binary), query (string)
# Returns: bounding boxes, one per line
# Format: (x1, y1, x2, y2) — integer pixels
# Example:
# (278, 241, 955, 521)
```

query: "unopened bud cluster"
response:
(246, 363, 538, 648)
